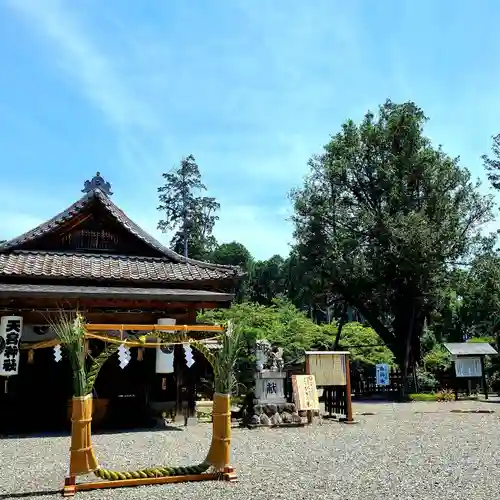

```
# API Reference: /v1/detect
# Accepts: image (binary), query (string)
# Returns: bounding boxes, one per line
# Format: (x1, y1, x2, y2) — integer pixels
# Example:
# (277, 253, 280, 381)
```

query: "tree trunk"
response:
(333, 303, 348, 350)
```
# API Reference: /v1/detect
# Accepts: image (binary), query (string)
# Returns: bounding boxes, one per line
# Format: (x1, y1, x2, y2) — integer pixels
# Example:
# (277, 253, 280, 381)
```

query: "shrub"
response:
(422, 344, 452, 373)
(415, 367, 439, 392)
(435, 389, 455, 402)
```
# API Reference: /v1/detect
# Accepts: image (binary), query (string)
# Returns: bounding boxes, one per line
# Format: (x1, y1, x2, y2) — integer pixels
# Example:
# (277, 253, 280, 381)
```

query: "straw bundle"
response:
(48, 312, 99, 475)
(193, 321, 242, 470)
(48, 313, 87, 397)
(94, 321, 243, 480)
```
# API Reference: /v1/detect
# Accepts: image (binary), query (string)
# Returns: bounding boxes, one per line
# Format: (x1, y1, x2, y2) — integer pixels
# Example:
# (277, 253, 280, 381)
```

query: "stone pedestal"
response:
(248, 339, 302, 426)
(250, 371, 301, 426)
(255, 371, 287, 405)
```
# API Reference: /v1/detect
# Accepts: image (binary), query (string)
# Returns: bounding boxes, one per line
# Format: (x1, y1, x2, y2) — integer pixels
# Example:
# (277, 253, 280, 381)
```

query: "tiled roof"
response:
(0, 251, 238, 283)
(0, 187, 244, 282)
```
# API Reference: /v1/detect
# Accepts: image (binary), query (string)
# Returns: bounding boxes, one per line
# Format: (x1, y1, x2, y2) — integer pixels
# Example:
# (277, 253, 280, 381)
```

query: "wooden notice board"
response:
(305, 352, 347, 386)
(292, 374, 320, 411)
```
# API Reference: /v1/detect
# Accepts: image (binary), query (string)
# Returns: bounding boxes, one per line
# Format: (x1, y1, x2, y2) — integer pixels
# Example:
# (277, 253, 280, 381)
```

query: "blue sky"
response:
(0, 0, 499, 260)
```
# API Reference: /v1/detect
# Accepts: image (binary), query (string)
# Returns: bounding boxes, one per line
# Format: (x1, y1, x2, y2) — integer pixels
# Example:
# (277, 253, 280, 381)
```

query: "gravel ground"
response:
(1, 399, 499, 500)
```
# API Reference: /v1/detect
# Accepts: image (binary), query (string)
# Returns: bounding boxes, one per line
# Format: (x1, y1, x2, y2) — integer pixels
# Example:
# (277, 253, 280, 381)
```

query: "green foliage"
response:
(323, 322, 395, 369)
(211, 242, 253, 302)
(157, 154, 219, 259)
(198, 299, 323, 369)
(435, 389, 455, 402)
(415, 367, 439, 392)
(421, 327, 438, 353)
(482, 133, 500, 190)
(409, 390, 454, 402)
(192, 322, 243, 395)
(290, 99, 494, 372)
(211, 241, 253, 270)
(249, 255, 288, 305)
(409, 393, 437, 401)
(198, 299, 394, 391)
(466, 336, 496, 344)
(49, 313, 87, 397)
(457, 249, 500, 340)
(422, 344, 452, 374)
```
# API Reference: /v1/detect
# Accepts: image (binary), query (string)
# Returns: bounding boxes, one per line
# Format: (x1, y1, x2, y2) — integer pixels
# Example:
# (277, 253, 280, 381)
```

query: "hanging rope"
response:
(93, 462, 211, 480)
(83, 337, 221, 481)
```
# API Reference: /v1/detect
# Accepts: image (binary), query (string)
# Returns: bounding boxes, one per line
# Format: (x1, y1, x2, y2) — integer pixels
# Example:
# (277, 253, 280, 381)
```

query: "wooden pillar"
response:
(344, 354, 354, 423)
(480, 356, 488, 400)
(453, 360, 459, 401)
(304, 354, 313, 423)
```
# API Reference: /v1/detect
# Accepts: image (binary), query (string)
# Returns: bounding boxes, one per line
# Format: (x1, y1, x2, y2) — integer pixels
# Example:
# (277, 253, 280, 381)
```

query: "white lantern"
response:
(156, 318, 176, 374)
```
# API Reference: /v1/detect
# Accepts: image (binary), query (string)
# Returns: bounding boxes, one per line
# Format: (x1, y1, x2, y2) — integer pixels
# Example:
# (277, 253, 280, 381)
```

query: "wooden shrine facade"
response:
(0, 173, 244, 433)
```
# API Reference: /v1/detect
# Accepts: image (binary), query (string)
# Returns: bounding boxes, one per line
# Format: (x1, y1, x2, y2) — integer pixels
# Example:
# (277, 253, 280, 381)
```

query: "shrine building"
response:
(0, 172, 243, 432)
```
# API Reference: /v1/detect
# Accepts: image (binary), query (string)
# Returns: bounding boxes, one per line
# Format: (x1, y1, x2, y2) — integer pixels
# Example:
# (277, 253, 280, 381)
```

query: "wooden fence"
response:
(285, 366, 457, 402)
(322, 386, 348, 418)
(350, 367, 404, 399)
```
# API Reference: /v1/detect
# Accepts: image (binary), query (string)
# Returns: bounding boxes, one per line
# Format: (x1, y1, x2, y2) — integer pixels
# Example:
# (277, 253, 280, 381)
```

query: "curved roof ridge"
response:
(0, 191, 94, 250)
(0, 188, 243, 275)
(94, 190, 239, 271)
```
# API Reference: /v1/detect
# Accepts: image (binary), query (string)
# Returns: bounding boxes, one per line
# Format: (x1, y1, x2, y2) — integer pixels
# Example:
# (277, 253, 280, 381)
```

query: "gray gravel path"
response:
(1, 400, 499, 500)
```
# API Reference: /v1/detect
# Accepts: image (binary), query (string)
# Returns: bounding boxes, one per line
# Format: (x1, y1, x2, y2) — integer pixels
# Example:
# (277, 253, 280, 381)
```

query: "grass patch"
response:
(409, 390, 455, 402)
(409, 393, 438, 401)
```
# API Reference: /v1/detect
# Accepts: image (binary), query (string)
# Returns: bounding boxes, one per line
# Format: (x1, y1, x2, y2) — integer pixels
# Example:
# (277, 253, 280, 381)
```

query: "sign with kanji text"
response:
(455, 357, 482, 378)
(0, 316, 23, 377)
(375, 364, 390, 386)
(292, 374, 320, 411)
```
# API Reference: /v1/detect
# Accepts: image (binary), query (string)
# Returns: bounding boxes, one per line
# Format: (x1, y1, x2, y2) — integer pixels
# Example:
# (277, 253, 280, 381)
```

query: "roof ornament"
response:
(82, 172, 113, 196)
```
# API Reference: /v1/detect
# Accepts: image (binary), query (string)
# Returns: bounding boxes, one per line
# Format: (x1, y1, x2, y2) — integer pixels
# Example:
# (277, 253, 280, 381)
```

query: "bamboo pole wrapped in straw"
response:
(69, 395, 99, 475)
(205, 392, 231, 469)
(49, 313, 100, 476)
(195, 321, 241, 471)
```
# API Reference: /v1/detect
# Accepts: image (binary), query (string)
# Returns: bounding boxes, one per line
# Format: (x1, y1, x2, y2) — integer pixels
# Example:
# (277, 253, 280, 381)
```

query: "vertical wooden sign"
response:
(291, 374, 320, 411)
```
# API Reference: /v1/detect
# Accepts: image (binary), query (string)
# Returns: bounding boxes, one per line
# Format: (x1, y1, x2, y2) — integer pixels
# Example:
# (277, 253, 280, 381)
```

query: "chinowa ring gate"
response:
(0, 172, 243, 433)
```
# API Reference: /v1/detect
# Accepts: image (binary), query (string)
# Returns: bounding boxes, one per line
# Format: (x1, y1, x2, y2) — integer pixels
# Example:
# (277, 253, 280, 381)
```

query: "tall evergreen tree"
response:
(290, 100, 494, 376)
(157, 155, 219, 260)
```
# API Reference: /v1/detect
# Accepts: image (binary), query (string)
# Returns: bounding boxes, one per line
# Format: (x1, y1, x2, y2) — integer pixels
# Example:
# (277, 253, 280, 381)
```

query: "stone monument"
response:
(249, 340, 301, 426)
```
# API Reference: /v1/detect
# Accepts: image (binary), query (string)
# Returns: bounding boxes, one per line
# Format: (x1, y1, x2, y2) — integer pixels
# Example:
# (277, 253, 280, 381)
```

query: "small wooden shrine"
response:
(0, 172, 244, 432)
(443, 342, 498, 400)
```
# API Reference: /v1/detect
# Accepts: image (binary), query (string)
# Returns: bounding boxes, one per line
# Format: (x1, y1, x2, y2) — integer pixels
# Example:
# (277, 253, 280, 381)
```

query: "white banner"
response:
(455, 357, 482, 378)
(155, 318, 176, 374)
(0, 316, 23, 377)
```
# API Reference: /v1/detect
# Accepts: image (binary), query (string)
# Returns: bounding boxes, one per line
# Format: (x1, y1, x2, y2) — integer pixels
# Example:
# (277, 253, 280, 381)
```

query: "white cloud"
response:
(3, 0, 364, 258)
(6, 0, 156, 133)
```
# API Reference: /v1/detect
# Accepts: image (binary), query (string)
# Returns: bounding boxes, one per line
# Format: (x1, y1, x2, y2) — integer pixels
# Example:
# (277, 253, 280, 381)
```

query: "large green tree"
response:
(290, 100, 493, 376)
(248, 255, 288, 305)
(459, 249, 500, 340)
(157, 155, 219, 260)
(211, 241, 254, 302)
(211, 241, 253, 270)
